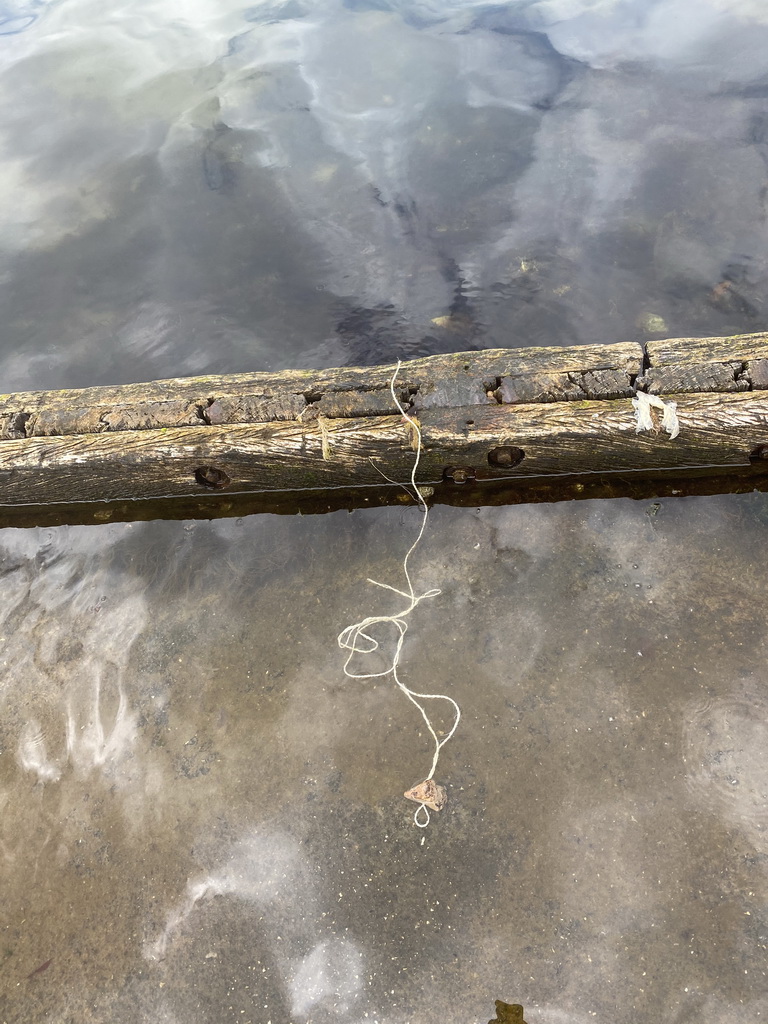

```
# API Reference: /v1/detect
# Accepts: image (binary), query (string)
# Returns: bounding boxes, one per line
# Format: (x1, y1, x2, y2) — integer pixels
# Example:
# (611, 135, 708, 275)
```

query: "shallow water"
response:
(1, 1, 768, 1022)
(3, 498, 768, 1022)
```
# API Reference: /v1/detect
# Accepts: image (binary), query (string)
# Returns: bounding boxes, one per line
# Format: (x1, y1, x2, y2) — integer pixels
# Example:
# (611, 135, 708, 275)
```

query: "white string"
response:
(337, 361, 461, 827)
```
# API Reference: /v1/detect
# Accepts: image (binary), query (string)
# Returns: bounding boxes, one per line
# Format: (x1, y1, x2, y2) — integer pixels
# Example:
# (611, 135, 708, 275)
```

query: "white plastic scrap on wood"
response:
(632, 390, 680, 440)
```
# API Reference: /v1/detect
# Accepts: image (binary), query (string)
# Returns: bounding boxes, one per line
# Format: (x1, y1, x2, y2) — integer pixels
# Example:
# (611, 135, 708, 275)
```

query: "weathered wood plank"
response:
(642, 331, 768, 394)
(639, 362, 748, 395)
(0, 391, 766, 507)
(421, 391, 768, 478)
(0, 335, 766, 525)
(646, 331, 768, 365)
(0, 341, 641, 439)
(494, 366, 635, 403)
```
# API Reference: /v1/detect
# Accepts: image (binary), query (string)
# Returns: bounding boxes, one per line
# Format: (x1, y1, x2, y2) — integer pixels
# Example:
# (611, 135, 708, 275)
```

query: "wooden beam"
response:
(0, 334, 767, 527)
(0, 341, 642, 438)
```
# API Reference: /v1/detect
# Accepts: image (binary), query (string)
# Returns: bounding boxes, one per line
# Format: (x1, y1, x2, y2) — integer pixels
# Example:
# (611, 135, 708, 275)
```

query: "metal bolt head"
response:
(443, 465, 477, 484)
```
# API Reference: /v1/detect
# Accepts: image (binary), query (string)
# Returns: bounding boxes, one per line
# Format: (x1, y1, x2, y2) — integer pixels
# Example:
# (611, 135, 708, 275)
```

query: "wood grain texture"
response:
(0, 341, 642, 439)
(0, 391, 766, 507)
(421, 391, 768, 475)
(639, 363, 748, 395)
(642, 332, 768, 394)
(646, 332, 768, 366)
(0, 335, 766, 519)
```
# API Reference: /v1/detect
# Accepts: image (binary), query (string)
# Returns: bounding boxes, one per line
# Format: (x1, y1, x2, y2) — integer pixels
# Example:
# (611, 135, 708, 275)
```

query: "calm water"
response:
(1, 2, 768, 1022)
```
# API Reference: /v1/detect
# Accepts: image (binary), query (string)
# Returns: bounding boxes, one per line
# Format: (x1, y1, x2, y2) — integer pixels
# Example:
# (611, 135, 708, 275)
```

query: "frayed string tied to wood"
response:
(337, 360, 461, 827)
(632, 389, 680, 439)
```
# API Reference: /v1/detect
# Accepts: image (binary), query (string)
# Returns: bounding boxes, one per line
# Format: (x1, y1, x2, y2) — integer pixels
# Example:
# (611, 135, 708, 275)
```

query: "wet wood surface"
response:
(0, 341, 641, 439)
(0, 333, 767, 527)
(639, 331, 768, 395)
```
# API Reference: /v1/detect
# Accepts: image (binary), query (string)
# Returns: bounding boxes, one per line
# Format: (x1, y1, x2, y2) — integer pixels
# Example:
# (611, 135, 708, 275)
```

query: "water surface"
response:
(0, 0, 767, 386)
(1, 1, 768, 1022)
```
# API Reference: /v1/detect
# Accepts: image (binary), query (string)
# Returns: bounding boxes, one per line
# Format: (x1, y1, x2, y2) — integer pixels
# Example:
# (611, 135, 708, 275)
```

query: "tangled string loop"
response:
(337, 361, 461, 827)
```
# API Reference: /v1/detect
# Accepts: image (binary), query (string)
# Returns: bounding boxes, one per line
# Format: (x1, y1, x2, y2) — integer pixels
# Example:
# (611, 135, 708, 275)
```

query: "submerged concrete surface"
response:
(1, 494, 767, 1023)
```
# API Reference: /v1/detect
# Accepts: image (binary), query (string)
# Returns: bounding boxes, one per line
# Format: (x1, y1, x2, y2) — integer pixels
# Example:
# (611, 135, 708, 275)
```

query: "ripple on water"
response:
(682, 683, 768, 833)
(17, 718, 61, 783)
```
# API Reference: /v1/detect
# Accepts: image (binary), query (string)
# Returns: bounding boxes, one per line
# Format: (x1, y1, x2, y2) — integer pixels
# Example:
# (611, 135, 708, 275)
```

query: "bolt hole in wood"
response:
(488, 446, 525, 468)
(749, 444, 768, 462)
(443, 465, 477, 484)
(194, 466, 231, 489)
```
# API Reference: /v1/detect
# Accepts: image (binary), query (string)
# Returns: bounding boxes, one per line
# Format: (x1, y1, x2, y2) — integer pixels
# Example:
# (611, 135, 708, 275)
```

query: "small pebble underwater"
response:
(1, 1, 768, 1022)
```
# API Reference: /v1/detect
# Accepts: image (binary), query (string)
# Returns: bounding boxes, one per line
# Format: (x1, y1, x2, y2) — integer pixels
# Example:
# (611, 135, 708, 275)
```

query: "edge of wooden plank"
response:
(0, 463, 767, 529)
